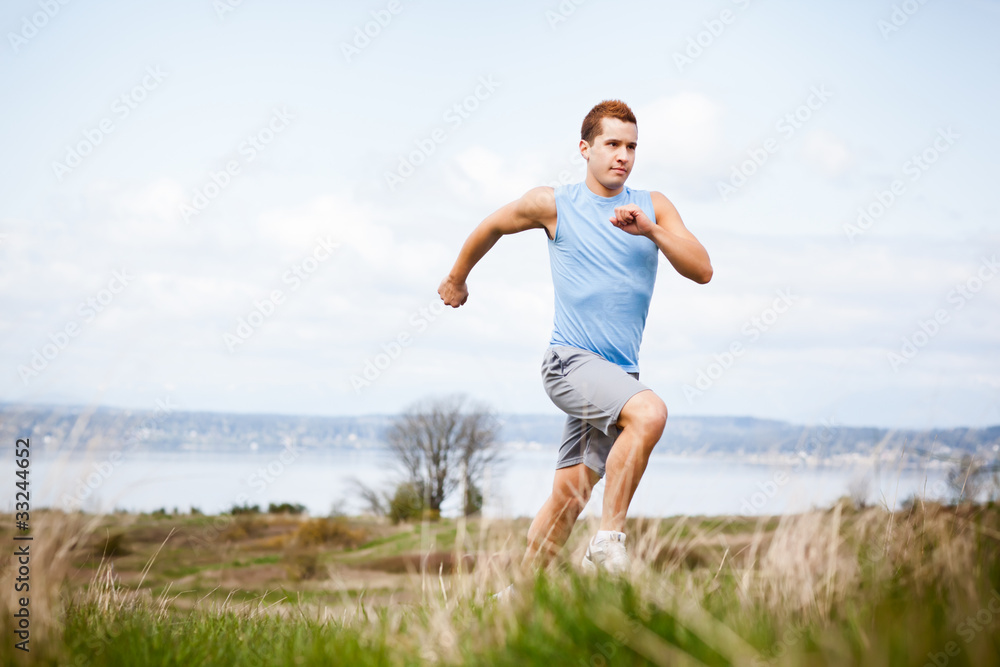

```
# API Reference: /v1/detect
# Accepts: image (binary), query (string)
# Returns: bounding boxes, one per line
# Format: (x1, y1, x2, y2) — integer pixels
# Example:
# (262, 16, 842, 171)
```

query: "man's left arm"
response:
(610, 191, 713, 284)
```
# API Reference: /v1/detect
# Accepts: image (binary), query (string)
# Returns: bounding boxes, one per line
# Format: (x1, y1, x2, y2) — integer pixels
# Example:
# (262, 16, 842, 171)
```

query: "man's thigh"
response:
(541, 345, 649, 436)
(542, 345, 650, 477)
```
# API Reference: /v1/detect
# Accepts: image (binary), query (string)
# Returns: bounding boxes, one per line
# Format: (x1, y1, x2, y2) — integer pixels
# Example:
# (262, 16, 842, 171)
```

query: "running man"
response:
(438, 100, 712, 580)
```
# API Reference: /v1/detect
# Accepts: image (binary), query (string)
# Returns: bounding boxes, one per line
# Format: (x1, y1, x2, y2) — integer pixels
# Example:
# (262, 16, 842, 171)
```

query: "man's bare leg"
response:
(600, 390, 667, 532)
(520, 463, 601, 572)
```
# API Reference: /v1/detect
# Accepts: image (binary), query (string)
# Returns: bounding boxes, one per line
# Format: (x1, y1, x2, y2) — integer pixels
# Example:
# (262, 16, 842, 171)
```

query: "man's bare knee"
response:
(618, 390, 668, 442)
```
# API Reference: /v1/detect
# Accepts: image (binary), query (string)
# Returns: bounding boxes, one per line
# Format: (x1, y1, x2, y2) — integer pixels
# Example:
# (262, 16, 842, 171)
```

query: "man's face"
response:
(581, 117, 637, 190)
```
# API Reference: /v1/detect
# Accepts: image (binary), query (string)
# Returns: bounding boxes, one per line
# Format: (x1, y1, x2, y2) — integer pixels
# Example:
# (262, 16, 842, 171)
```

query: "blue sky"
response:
(1, 0, 998, 429)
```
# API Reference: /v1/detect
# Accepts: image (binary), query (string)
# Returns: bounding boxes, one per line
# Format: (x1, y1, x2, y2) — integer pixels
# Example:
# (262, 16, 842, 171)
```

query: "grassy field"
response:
(1, 499, 999, 666)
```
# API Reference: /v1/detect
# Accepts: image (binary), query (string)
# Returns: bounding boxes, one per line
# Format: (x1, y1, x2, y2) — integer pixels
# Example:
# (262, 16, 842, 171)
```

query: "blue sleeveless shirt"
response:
(548, 182, 659, 372)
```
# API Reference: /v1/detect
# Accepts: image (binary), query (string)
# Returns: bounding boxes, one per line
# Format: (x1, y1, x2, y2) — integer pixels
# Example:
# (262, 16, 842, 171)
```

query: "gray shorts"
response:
(541, 345, 650, 478)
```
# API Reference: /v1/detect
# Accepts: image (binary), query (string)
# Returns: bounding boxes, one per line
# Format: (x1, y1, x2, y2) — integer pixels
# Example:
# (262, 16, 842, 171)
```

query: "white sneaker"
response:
(581, 532, 629, 576)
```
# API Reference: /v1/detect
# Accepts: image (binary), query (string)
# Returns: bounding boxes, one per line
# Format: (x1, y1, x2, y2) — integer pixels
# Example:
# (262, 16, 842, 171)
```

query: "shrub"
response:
(283, 549, 320, 581)
(230, 503, 261, 515)
(293, 518, 367, 548)
(94, 532, 130, 557)
(388, 481, 426, 524)
(268, 502, 306, 515)
(220, 515, 266, 542)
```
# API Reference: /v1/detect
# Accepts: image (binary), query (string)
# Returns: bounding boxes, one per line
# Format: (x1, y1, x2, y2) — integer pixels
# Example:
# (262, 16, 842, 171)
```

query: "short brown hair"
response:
(581, 100, 637, 145)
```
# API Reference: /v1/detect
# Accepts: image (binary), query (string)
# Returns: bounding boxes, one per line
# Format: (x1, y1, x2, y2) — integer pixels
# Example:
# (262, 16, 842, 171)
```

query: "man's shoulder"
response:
(519, 185, 557, 217)
(647, 190, 678, 217)
(646, 189, 668, 202)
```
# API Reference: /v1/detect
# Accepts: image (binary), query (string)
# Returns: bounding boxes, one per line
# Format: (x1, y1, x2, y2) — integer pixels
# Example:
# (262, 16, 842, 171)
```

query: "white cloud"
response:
(445, 145, 557, 207)
(636, 92, 726, 171)
(2, 140, 996, 427)
(441, 93, 730, 203)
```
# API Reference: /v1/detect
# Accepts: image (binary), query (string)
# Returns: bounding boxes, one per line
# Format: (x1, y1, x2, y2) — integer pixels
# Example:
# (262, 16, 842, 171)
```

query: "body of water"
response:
(10, 445, 954, 519)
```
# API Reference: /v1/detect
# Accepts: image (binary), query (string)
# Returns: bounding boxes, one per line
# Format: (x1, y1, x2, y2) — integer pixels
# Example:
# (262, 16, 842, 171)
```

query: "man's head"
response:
(580, 100, 638, 195)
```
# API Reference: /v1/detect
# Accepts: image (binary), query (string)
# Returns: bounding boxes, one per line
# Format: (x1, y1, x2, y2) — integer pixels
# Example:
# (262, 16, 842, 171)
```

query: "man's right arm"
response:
(438, 186, 556, 308)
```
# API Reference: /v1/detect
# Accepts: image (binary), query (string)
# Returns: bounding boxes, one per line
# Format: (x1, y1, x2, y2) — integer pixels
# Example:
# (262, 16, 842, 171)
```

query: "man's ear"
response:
(579, 139, 590, 160)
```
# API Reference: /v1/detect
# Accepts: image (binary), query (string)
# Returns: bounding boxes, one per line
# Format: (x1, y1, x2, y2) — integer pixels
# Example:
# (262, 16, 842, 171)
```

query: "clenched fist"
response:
(438, 275, 469, 308)
(610, 204, 656, 236)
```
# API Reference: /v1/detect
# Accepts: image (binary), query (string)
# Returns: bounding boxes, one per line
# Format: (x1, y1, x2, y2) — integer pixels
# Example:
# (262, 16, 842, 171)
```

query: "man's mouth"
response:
(612, 167, 626, 174)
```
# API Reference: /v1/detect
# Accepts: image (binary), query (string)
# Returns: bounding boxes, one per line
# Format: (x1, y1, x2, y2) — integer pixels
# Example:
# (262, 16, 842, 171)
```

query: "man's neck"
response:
(584, 172, 624, 198)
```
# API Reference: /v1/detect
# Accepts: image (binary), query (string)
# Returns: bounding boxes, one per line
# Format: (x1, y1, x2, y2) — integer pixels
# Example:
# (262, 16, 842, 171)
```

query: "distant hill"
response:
(2, 403, 998, 466)
(502, 414, 1000, 464)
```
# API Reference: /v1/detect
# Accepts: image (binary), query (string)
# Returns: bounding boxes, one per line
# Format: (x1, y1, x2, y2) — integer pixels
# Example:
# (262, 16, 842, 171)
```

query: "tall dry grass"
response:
(1, 496, 998, 665)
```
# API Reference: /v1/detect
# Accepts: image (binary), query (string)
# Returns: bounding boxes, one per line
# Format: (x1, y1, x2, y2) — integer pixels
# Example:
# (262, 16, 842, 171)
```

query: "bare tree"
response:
(348, 476, 387, 517)
(385, 394, 503, 515)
